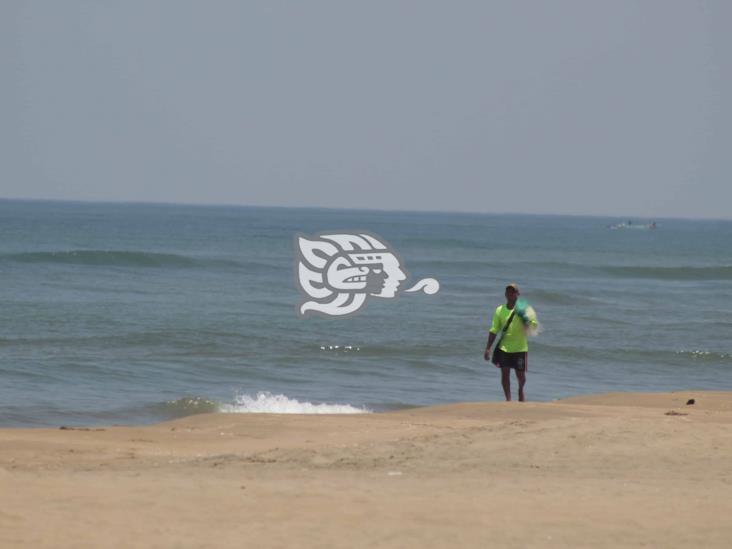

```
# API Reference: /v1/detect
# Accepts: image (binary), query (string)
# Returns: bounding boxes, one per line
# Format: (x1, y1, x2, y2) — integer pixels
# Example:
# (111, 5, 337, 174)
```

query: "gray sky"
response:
(2, 1, 730, 218)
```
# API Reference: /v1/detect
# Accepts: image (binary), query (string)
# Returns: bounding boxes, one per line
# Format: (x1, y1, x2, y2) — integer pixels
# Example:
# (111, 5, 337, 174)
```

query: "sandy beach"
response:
(2, 391, 731, 548)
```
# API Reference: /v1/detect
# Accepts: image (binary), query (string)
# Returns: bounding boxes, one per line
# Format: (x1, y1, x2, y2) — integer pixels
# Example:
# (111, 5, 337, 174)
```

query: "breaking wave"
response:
(157, 397, 221, 417)
(221, 392, 371, 414)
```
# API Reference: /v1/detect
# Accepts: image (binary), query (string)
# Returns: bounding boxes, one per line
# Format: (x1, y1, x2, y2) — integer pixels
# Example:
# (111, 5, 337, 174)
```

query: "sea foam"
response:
(220, 392, 371, 414)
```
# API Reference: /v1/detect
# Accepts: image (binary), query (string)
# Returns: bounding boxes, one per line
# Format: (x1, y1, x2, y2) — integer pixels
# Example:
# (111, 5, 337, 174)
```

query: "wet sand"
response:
(2, 391, 732, 548)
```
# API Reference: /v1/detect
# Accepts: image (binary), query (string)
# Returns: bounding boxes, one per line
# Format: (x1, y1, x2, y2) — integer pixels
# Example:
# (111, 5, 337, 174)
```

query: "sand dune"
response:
(2, 391, 731, 548)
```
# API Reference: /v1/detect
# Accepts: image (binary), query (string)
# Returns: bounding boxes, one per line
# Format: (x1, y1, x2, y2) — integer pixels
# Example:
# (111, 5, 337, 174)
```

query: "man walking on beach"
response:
(484, 283, 536, 402)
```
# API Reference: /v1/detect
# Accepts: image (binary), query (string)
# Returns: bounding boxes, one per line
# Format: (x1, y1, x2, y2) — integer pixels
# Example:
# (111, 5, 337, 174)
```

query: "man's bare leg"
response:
(516, 369, 526, 402)
(500, 367, 512, 401)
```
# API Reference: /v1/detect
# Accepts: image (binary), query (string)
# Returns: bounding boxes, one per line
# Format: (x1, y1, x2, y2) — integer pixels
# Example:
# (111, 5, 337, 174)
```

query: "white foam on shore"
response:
(220, 392, 371, 414)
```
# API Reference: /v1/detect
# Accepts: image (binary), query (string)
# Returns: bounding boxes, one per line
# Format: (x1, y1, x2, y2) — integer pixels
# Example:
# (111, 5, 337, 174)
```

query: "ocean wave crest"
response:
(600, 265, 732, 281)
(160, 397, 221, 416)
(534, 343, 732, 366)
(0, 250, 243, 269)
(221, 392, 371, 414)
(675, 350, 732, 362)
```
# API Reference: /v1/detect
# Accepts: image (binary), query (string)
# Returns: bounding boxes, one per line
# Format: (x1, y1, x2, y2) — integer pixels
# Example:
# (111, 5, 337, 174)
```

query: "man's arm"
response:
(484, 332, 497, 361)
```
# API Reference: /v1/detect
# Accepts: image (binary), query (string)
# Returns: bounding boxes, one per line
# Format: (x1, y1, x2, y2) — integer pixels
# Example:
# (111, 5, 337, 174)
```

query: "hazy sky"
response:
(2, 1, 730, 218)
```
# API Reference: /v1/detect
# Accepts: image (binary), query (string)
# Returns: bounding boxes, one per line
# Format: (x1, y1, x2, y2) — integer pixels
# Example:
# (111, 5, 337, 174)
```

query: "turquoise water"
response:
(1, 199, 731, 426)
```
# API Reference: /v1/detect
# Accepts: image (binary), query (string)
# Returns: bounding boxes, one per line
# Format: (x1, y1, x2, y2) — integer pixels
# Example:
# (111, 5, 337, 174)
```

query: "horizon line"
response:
(1, 195, 729, 223)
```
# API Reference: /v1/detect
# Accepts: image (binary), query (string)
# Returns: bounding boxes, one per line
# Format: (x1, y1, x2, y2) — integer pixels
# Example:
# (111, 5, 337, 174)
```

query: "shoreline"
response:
(4, 389, 727, 432)
(2, 390, 731, 548)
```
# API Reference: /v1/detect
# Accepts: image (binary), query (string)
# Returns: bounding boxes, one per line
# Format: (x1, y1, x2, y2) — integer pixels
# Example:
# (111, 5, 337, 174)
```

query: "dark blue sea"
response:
(1, 199, 731, 427)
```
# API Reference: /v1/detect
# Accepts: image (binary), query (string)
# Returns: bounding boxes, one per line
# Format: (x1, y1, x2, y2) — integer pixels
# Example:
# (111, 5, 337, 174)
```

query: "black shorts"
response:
(498, 351, 527, 371)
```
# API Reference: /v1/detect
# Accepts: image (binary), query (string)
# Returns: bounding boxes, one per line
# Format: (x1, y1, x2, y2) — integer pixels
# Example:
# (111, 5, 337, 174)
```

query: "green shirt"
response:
(490, 304, 536, 353)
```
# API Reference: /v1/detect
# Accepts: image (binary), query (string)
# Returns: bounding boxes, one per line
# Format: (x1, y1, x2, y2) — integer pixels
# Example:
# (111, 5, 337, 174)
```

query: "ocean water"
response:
(1, 199, 731, 427)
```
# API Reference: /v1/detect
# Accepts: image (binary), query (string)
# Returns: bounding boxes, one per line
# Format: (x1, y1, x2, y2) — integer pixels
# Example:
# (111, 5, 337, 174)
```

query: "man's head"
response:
(505, 283, 520, 305)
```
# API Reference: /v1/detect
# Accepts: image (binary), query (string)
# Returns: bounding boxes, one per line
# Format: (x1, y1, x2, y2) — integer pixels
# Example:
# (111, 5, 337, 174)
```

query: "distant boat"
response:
(608, 221, 657, 230)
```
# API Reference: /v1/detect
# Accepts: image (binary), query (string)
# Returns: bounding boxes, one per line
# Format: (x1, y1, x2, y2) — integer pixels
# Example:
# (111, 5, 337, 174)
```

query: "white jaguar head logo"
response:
(295, 232, 438, 317)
